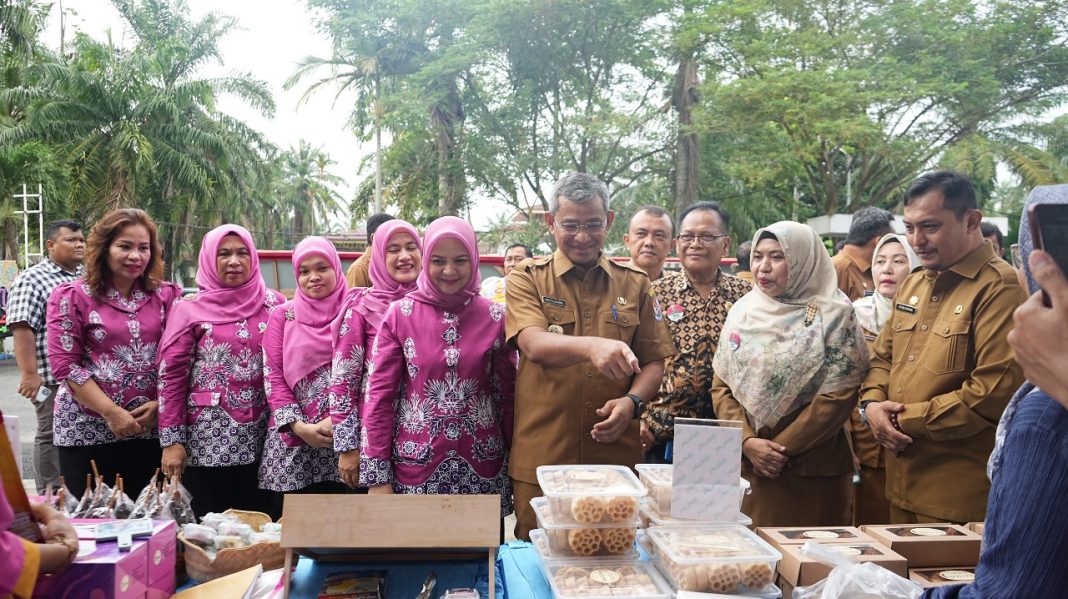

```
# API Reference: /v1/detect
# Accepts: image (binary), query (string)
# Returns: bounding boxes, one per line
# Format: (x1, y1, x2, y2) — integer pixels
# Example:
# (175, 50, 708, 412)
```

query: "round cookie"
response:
(567, 528, 603, 556)
(571, 496, 606, 523)
(605, 496, 638, 522)
(706, 563, 741, 594)
(668, 561, 703, 592)
(739, 562, 774, 589)
(602, 527, 637, 554)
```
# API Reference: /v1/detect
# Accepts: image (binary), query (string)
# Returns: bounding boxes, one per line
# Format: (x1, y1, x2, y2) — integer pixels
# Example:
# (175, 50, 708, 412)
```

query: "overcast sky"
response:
(41, 0, 507, 230)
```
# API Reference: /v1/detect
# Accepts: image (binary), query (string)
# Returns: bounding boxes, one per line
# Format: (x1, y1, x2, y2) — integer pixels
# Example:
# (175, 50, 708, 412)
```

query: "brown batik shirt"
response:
(643, 270, 752, 441)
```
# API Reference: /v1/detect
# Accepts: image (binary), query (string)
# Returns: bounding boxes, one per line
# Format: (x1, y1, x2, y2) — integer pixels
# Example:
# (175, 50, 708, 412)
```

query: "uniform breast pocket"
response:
(890, 317, 918, 366)
(544, 308, 577, 335)
(925, 320, 972, 375)
(599, 309, 638, 345)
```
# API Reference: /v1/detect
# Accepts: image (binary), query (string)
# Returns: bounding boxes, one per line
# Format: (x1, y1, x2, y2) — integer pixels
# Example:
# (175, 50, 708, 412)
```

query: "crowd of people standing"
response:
(4, 170, 1068, 597)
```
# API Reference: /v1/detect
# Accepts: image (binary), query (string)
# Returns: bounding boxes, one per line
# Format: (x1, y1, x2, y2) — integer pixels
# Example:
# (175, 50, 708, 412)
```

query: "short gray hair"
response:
(549, 172, 610, 214)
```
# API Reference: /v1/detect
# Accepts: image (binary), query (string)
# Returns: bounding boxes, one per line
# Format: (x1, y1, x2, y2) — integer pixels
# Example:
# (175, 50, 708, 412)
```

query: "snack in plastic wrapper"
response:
(213, 534, 247, 550)
(182, 523, 217, 545)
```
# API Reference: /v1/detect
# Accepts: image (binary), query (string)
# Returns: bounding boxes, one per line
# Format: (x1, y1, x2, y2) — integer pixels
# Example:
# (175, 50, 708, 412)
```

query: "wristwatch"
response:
(858, 400, 876, 428)
(626, 394, 644, 419)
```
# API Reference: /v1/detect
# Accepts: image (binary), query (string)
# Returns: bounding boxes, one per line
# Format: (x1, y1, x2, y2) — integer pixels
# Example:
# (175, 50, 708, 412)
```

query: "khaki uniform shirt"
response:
(833, 245, 873, 301)
(345, 250, 372, 288)
(505, 250, 676, 483)
(859, 242, 1026, 522)
(643, 271, 751, 441)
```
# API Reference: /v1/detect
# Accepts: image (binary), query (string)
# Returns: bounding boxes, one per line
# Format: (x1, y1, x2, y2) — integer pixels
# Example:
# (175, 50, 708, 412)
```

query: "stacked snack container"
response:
(635, 464, 751, 524)
(531, 465, 672, 599)
(645, 525, 783, 597)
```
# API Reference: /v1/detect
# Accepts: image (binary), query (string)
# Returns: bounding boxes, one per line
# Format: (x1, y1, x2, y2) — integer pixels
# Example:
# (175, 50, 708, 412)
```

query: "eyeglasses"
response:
(556, 221, 607, 234)
(677, 233, 727, 244)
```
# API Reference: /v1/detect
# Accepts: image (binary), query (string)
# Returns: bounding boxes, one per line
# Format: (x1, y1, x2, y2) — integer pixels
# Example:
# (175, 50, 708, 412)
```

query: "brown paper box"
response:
(776, 542, 908, 588)
(757, 526, 876, 552)
(862, 524, 981, 568)
(910, 567, 977, 588)
(966, 522, 984, 536)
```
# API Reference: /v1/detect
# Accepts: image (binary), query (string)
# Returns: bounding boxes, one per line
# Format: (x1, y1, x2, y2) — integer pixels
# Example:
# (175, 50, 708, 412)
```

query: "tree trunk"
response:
(672, 58, 700, 219)
(432, 81, 466, 216)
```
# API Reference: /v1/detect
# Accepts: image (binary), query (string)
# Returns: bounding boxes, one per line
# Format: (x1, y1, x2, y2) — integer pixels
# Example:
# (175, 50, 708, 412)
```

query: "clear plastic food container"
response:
(645, 525, 781, 594)
(531, 528, 640, 561)
(639, 500, 752, 528)
(540, 560, 672, 599)
(536, 465, 647, 525)
(635, 465, 752, 514)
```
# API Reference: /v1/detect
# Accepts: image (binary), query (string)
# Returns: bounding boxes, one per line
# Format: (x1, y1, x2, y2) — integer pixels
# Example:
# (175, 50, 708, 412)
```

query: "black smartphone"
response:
(1028, 202, 1068, 306)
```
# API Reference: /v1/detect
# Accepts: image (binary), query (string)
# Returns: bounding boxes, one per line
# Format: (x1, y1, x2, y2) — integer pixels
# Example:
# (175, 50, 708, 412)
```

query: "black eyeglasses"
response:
(677, 233, 727, 244)
(557, 222, 607, 234)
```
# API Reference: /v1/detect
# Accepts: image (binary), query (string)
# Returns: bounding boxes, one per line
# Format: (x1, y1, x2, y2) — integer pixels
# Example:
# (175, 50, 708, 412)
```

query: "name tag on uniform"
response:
(895, 303, 917, 314)
(542, 296, 566, 308)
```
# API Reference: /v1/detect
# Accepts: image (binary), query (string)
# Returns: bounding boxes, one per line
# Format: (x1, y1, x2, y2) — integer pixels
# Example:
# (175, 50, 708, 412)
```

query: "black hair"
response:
(844, 207, 894, 246)
(904, 170, 977, 219)
(735, 240, 752, 270)
(676, 201, 731, 234)
(506, 243, 533, 258)
(45, 219, 82, 241)
(980, 221, 1003, 246)
(366, 213, 395, 243)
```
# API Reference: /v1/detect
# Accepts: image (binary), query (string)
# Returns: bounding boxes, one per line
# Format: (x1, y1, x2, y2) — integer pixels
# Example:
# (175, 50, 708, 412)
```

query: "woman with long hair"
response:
(157, 225, 285, 516)
(46, 208, 182, 499)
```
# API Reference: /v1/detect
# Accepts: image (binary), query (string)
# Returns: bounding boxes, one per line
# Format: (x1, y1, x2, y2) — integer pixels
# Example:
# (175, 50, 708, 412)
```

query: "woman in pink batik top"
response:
(362, 216, 516, 515)
(47, 209, 182, 500)
(259, 237, 349, 514)
(328, 219, 422, 489)
(157, 225, 285, 517)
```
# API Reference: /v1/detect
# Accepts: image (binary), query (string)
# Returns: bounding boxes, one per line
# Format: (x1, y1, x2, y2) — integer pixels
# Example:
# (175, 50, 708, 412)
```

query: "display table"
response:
(176, 542, 544, 598)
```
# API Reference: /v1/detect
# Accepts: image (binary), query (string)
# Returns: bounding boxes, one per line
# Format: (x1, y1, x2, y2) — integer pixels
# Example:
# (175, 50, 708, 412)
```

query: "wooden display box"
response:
(757, 526, 875, 551)
(775, 542, 907, 589)
(910, 567, 977, 588)
(280, 494, 501, 599)
(862, 524, 981, 568)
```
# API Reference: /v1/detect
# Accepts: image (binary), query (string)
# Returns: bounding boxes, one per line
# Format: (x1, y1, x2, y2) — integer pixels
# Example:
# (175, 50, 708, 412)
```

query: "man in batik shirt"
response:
(641, 202, 751, 462)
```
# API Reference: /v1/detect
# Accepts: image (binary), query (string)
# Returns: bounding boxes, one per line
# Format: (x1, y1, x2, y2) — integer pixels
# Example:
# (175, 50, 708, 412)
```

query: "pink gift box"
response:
(67, 518, 177, 588)
(33, 538, 149, 598)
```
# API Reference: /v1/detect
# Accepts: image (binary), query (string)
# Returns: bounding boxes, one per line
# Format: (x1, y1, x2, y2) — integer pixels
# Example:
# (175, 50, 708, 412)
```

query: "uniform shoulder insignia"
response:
(613, 260, 647, 275)
(513, 256, 548, 273)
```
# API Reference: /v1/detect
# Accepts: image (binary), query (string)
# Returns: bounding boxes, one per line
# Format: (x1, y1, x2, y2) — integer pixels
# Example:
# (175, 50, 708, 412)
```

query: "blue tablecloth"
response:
(287, 554, 494, 598)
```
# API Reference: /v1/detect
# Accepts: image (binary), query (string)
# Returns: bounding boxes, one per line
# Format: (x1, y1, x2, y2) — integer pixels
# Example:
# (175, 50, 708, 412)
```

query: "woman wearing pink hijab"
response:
(156, 225, 285, 516)
(361, 217, 516, 516)
(328, 220, 422, 489)
(259, 237, 348, 512)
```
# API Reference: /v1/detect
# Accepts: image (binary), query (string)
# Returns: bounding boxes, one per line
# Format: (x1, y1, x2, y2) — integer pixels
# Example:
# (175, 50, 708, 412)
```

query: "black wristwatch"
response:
(626, 393, 644, 419)
(858, 400, 876, 427)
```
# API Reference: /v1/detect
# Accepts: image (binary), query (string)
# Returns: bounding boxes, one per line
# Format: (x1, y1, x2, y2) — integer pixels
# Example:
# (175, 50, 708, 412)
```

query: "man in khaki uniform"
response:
(622, 206, 673, 281)
(506, 172, 675, 540)
(833, 207, 895, 301)
(860, 171, 1025, 524)
(344, 212, 394, 288)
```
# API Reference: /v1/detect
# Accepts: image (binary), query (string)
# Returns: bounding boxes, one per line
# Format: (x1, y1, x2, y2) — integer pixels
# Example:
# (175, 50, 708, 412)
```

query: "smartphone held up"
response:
(1028, 202, 1068, 307)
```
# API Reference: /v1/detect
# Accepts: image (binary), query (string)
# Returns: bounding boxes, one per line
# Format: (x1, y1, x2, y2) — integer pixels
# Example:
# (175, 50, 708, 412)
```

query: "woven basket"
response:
(179, 509, 286, 582)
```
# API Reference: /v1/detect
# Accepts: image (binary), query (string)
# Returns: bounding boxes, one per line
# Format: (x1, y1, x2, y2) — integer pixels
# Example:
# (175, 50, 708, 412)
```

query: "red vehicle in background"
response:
(257, 250, 732, 297)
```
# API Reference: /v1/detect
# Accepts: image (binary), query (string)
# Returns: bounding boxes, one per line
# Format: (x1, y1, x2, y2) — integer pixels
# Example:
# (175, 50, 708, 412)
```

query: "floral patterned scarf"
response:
(712, 221, 870, 430)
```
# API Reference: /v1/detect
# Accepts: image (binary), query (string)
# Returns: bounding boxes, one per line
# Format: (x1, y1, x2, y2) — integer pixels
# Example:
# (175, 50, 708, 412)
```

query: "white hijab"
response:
(852, 234, 921, 338)
(712, 221, 870, 430)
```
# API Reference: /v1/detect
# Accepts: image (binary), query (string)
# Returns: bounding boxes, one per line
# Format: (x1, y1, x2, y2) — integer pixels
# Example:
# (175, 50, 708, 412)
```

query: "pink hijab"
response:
(352, 219, 423, 330)
(159, 224, 268, 354)
(408, 216, 481, 312)
(281, 236, 348, 388)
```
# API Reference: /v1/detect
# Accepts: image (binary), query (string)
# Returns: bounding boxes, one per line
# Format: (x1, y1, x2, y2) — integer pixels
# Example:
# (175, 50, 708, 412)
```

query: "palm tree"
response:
(276, 141, 344, 246)
(0, 0, 277, 280)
